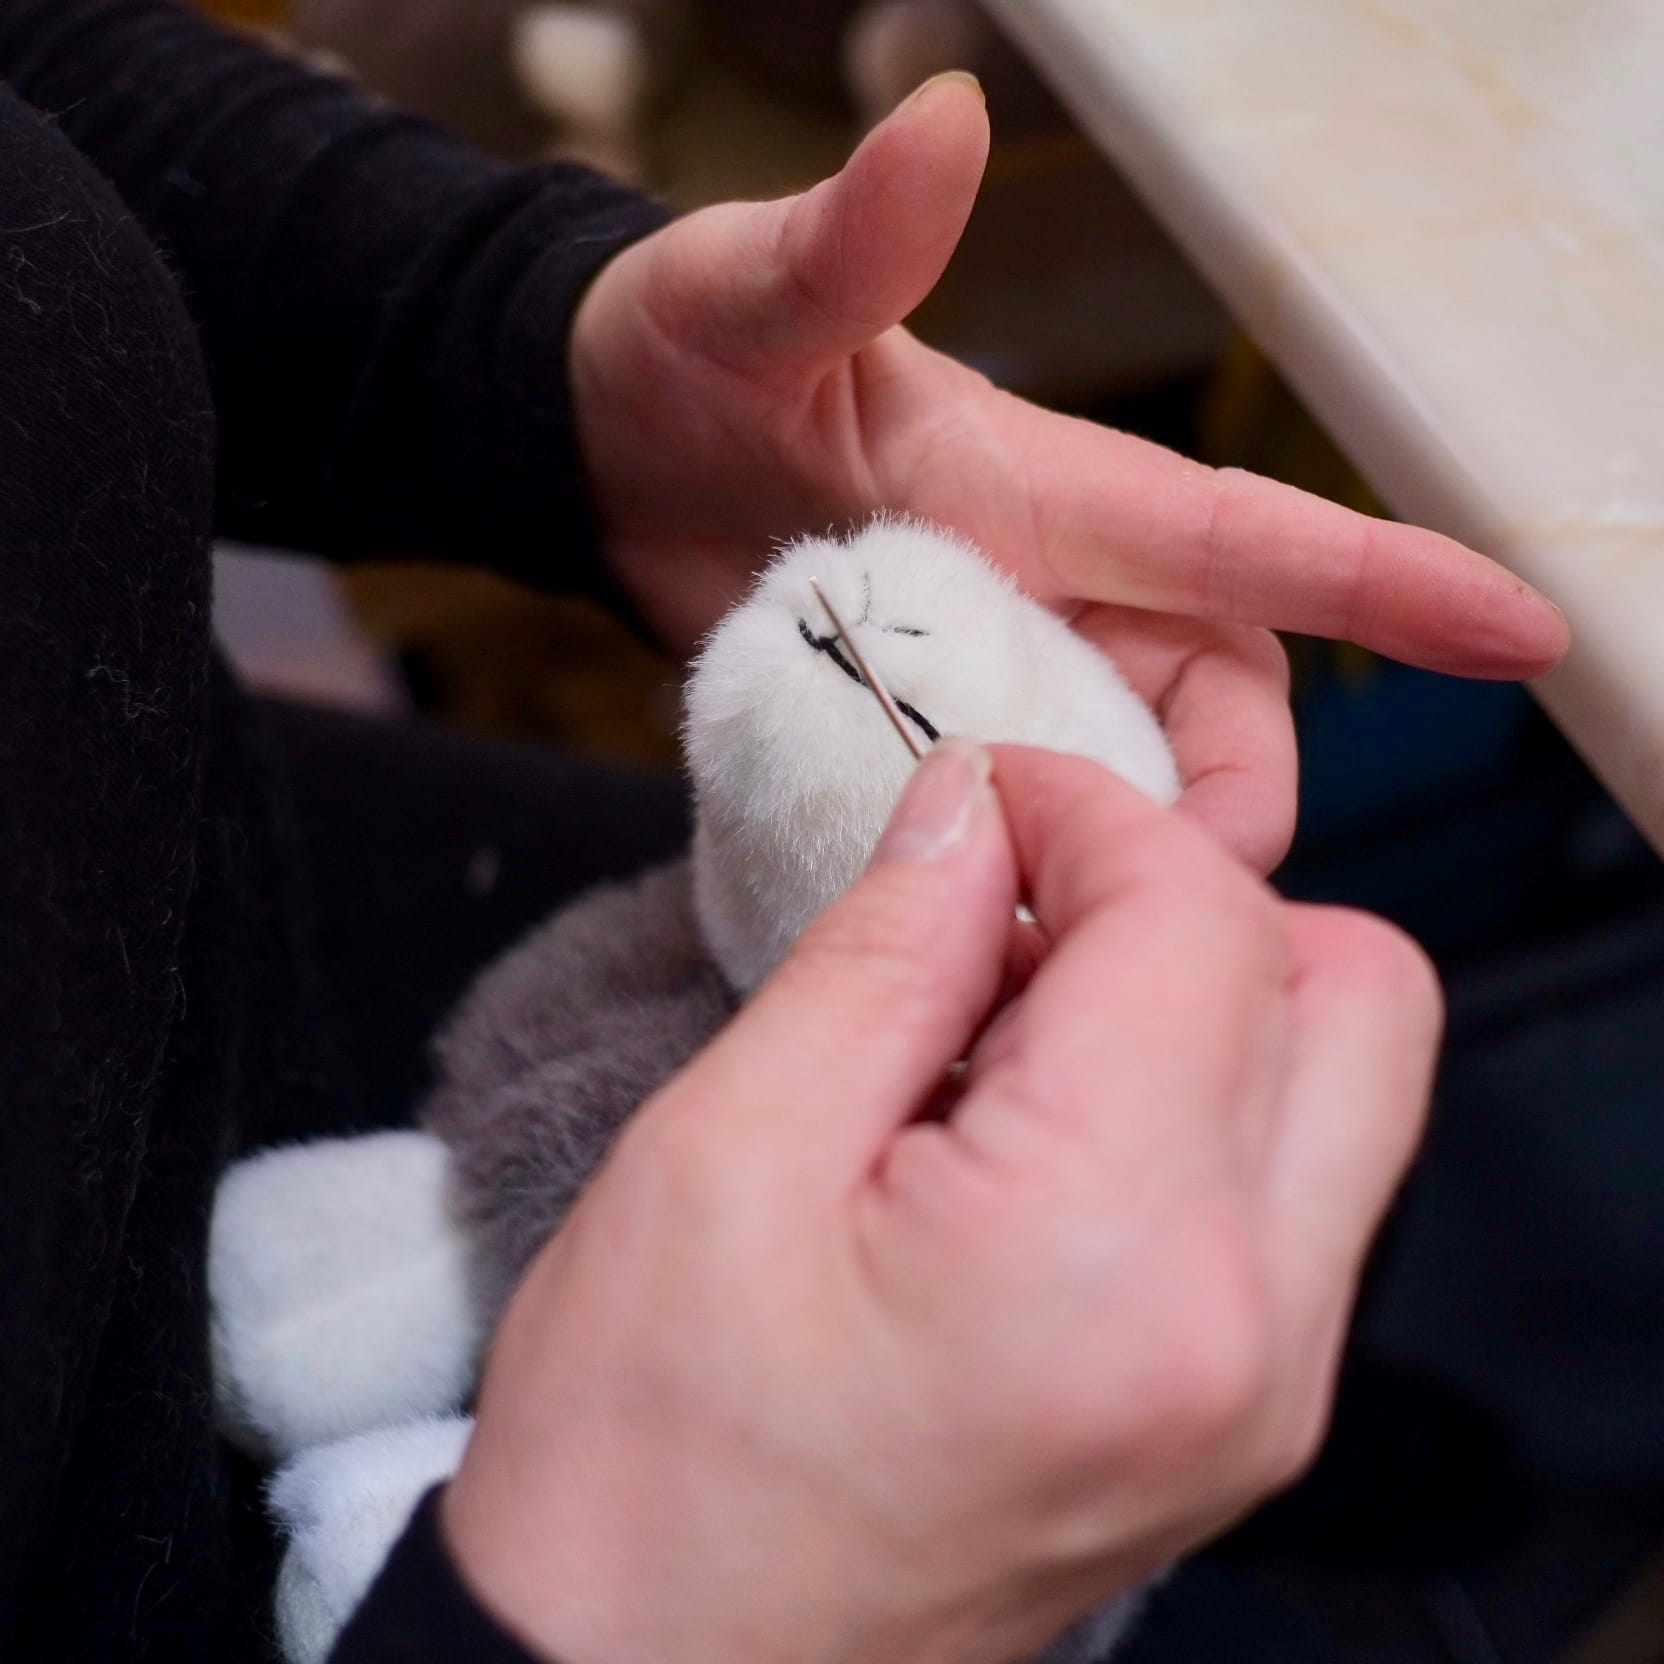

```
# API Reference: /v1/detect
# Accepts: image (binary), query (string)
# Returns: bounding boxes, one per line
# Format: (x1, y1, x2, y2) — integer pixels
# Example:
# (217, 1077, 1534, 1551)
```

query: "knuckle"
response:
(1267, 1386, 1334, 1491)
(1324, 910, 1444, 1024)
(1148, 1223, 1277, 1450)
(1165, 1311, 1274, 1452)
(1247, 1355, 1340, 1497)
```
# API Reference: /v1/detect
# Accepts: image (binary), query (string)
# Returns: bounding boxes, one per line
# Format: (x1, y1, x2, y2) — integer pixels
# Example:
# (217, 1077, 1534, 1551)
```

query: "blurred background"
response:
(192, 4, 1664, 1663)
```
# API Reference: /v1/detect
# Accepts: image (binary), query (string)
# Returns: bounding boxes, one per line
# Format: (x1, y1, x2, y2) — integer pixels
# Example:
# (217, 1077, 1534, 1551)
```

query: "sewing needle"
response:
(811, 576, 1038, 963)
(807, 576, 929, 762)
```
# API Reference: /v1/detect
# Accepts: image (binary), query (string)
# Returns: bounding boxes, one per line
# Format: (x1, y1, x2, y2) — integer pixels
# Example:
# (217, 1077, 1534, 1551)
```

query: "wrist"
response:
(438, 1456, 909, 1664)
(439, 1472, 611, 1664)
(438, 1459, 765, 1664)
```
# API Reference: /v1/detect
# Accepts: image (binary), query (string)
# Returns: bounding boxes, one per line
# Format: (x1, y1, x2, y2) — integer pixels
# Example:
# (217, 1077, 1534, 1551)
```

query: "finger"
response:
(1019, 410, 1568, 678)
(1075, 607, 1296, 874)
(952, 748, 1290, 1169)
(1265, 905, 1443, 1313)
(650, 73, 990, 374)
(663, 739, 1018, 1178)
(1163, 631, 1297, 877)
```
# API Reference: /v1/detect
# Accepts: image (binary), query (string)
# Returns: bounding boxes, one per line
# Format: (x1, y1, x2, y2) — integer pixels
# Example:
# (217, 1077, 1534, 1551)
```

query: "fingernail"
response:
(902, 69, 986, 110)
(873, 739, 992, 865)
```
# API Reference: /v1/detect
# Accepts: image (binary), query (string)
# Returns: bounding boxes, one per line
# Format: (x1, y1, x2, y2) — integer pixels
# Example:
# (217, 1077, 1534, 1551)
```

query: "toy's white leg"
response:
(270, 1414, 474, 1664)
(210, 1130, 483, 1462)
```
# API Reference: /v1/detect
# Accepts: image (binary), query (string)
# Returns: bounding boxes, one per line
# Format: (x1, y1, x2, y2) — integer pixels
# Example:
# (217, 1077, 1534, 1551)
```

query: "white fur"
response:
(270, 1414, 474, 1664)
(209, 1131, 482, 1462)
(686, 516, 1179, 991)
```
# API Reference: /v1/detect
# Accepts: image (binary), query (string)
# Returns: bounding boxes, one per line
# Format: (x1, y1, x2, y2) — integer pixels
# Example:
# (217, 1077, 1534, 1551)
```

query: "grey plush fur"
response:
(419, 853, 1144, 1664)
(422, 857, 734, 1325)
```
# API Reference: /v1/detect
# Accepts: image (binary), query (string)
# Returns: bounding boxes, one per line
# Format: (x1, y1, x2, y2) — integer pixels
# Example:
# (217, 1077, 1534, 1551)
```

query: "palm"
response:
(571, 78, 1563, 873)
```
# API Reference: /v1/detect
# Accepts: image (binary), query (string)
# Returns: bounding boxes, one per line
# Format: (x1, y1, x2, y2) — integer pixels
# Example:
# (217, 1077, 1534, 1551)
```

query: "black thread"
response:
(797, 617, 862, 685)
(796, 618, 941, 745)
(895, 700, 940, 743)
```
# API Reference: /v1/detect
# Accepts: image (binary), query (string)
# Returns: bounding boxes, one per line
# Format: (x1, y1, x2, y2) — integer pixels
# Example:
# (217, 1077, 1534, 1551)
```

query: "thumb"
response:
(660, 740, 1016, 1180)
(656, 72, 990, 373)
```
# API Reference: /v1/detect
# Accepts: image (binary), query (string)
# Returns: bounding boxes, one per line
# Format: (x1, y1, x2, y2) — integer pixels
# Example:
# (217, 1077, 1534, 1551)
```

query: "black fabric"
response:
(1216, 720, 1664, 1663)
(0, 74, 230, 1659)
(260, 696, 689, 1134)
(0, 6, 670, 1657)
(333, 1488, 548, 1664)
(0, 0, 669, 589)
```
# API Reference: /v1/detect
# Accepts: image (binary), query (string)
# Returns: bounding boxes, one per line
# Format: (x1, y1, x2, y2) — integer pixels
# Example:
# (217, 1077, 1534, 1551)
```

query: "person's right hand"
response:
(442, 741, 1443, 1664)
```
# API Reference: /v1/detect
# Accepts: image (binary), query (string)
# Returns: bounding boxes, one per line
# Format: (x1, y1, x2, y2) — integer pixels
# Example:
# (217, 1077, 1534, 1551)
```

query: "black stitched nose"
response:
(795, 618, 942, 746)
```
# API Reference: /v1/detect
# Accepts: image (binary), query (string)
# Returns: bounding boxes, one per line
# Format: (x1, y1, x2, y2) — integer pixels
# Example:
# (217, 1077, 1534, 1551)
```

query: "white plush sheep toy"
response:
(209, 514, 1181, 1664)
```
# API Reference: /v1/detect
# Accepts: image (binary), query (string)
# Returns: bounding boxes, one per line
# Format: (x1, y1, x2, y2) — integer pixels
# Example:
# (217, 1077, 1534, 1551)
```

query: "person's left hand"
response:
(569, 73, 1567, 872)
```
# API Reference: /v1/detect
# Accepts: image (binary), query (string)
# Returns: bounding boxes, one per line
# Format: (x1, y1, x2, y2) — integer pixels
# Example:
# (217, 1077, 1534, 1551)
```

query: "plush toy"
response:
(209, 515, 1180, 1663)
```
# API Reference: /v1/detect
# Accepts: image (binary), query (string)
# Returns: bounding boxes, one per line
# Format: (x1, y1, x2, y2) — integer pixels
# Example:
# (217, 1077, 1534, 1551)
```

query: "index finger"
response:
(952, 747, 1290, 1168)
(1015, 408, 1568, 678)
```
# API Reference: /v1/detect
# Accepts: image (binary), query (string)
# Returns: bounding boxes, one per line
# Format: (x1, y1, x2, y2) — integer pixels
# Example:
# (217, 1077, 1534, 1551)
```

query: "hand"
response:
(569, 73, 1567, 874)
(442, 742, 1442, 1664)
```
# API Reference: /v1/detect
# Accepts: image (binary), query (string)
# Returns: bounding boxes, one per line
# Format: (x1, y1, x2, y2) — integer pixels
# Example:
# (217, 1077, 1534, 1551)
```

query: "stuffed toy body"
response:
(210, 516, 1180, 1663)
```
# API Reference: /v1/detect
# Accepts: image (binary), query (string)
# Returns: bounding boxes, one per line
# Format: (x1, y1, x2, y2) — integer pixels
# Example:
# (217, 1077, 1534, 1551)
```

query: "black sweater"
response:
(0, 3, 668, 1658)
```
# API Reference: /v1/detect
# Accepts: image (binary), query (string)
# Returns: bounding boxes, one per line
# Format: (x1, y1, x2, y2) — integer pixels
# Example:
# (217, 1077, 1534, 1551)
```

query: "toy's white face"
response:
(684, 517, 1180, 991)
(792, 570, 944, 752)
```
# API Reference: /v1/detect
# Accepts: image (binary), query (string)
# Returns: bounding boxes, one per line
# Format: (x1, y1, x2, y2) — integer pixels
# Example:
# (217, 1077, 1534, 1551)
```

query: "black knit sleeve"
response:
(331, 1487, 550, 1664)
(0, 0, 672, 596)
